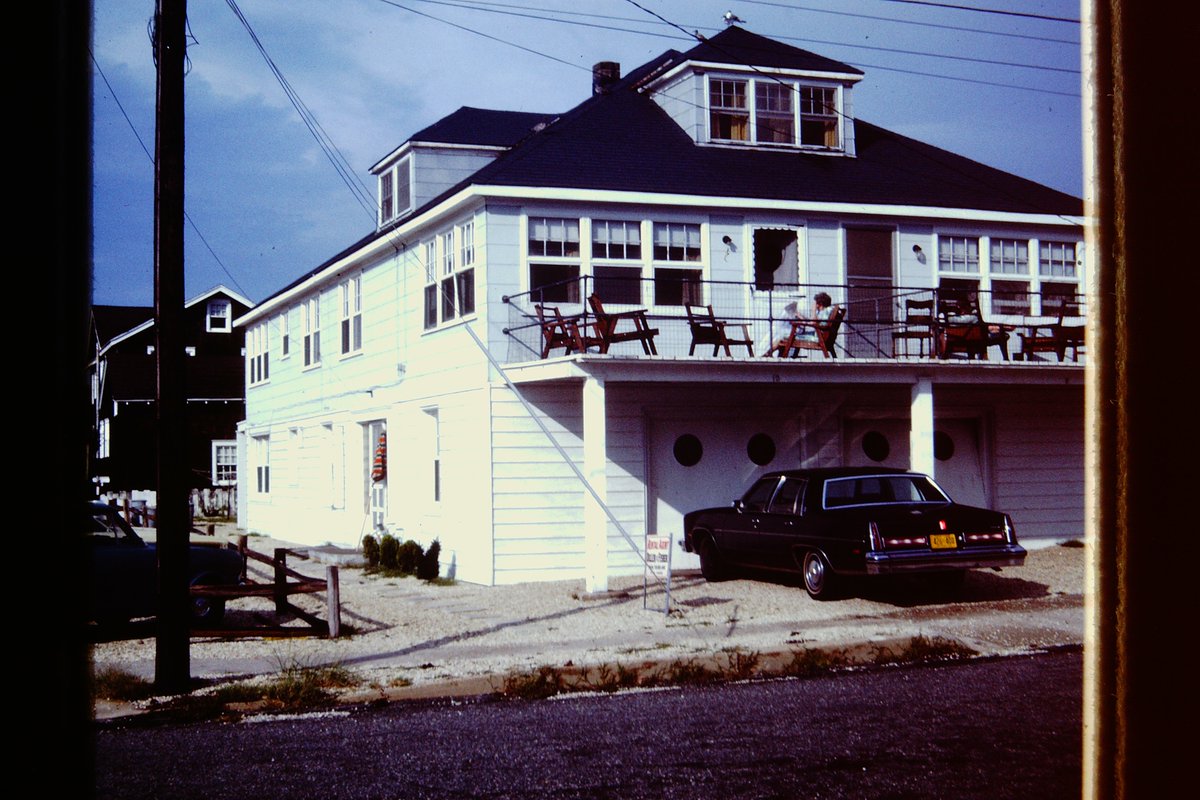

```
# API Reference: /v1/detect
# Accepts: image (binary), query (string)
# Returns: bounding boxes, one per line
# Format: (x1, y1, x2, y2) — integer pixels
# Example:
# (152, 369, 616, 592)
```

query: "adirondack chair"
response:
(778, 305, 845, 359)
(685, 303, 754, 356)
(892, 297, 936, 357)
(1017, 298, 1085, 361)
(935, 293, 1011, 360)
(535, 304, 600, 358)
(586, 294, 659, 355)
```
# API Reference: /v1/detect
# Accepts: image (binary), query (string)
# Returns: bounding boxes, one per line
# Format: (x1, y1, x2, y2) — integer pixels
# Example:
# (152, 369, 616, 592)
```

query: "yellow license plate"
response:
(930, 533, 958, 549)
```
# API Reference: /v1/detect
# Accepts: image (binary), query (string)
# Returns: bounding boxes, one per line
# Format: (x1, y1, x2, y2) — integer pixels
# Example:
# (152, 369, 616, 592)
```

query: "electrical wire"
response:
(225, 0, 378, 222)
(91, 47, 251, 300)
(874, 0, 1079, 24)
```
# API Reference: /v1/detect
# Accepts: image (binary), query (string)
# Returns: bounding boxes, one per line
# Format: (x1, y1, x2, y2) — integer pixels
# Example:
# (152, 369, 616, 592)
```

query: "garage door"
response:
(844, 418, 988, 508)
(648, 415, 804, 570)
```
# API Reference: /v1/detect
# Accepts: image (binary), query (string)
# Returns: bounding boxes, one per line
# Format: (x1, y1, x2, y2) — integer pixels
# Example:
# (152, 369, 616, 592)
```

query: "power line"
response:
(90, 47, 251, 300)
(225, 0, 378, 221)
(875, 0, 1079, 24)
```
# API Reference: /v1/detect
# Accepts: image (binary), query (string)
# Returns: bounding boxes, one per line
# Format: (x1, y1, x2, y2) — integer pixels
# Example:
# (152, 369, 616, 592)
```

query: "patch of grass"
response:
(871, 635, 977, 666)
(717, 647, 762, 680)
(579, 662, 640, 693)
(499, 666, 566, 700)
(92, 667, 156, 702)
(651, 657, 720, 686)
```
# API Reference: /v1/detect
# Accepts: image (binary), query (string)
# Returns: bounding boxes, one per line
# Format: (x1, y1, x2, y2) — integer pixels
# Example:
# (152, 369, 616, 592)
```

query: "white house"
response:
(236, 27, 1085, 590)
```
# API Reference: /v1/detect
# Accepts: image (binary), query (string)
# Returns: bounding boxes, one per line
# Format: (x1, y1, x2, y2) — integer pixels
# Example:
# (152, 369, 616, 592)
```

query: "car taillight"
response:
(965, 532, 1006, 542)
(868, 521, 883, 551)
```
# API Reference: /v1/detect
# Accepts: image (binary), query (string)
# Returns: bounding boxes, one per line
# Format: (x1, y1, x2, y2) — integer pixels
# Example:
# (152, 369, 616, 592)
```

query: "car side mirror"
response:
(733, 499, 745, 512)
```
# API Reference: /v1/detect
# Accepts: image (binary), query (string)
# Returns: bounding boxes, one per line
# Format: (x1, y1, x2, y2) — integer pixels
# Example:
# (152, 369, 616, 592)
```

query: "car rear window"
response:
(823, 475, 948, 509)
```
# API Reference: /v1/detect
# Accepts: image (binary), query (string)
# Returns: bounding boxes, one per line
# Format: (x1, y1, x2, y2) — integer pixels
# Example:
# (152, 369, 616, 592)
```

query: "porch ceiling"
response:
(495, 354, 1085, 387)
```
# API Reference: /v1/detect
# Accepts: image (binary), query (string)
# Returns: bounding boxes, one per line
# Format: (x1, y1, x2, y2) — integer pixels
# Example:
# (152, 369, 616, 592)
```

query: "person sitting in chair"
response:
(766, 292, 833, 356)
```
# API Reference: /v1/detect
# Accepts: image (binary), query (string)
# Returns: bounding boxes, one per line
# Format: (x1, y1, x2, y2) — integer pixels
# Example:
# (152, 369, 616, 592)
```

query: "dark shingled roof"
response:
(408, 107, 557, 147)
(92, 305, 153, 345)
(676, 25, 862, 76)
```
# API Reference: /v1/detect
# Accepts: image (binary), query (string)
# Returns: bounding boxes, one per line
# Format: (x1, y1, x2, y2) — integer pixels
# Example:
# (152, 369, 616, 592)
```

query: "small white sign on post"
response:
(643, 531, 673, 614)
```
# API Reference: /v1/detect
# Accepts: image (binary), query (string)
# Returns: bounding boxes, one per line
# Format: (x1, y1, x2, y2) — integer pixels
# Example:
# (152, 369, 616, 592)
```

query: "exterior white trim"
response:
(236, 182, 1087, 326)
(640, 59, 863, 95)
(371, 140, 510, 174)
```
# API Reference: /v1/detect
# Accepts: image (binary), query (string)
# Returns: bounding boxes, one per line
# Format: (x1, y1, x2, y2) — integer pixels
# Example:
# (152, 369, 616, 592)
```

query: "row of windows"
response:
(248, 275, 362, 384)
(708, 77, 840, 149)
(938, 236, 1078, 279)
(936, 235, 1081, 317)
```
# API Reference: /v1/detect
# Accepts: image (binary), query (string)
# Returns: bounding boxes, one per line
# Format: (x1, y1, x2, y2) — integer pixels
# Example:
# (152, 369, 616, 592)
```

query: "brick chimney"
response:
(592, 61, 621, 95)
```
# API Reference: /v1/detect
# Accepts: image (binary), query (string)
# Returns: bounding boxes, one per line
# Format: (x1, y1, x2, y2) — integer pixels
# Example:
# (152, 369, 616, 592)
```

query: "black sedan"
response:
(682, 468, 1026, 599)
(86, 501, 244, 625)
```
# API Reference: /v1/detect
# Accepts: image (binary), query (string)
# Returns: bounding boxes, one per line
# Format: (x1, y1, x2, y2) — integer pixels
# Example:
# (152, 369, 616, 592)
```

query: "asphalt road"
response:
(94, 648, 1081, 799)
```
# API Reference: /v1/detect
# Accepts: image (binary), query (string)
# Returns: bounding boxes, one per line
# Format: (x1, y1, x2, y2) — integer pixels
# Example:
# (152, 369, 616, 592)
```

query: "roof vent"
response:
(592, 61, 621, 95)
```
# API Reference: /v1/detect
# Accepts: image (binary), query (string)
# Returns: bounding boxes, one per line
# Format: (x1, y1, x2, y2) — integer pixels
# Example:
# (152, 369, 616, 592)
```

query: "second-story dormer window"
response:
(378, 156, 412, 225)
(706, 76, 841, 151)
(380, 172, 394, 222)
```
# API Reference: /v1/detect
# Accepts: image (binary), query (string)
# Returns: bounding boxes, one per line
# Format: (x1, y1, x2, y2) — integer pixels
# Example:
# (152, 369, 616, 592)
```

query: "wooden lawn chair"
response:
(1017, 298, 1085, 361)
(936, 294, 1011, 360)
(779, 305, 845, 359)
(685, 303, 754, 356)
(535, 304, 589, 358)
(586, 293, 659, 355)
(892, 297, 935, 357)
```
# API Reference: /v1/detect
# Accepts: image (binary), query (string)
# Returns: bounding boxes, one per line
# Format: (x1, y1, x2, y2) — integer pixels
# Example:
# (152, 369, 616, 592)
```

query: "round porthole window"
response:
(934, 430, 955, 461)
(747, 433, 776, 466)
(861, 430, 890, 462)
(673, 434, 703, 467)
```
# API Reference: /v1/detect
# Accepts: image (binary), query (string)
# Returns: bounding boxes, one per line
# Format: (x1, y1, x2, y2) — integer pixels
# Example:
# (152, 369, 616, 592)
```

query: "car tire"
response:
(697, 536, 729, 582)
(190, 583, 226, 625)
(802, 551, 838, 600)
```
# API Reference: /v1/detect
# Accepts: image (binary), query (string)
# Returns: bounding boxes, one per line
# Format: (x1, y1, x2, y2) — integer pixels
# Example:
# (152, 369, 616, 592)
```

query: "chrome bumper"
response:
(863, 543, 1027, 575)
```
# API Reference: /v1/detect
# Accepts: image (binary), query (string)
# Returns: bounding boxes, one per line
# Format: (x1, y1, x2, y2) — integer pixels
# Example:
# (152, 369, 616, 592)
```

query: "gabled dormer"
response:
(637, 26, 863, 156)
(371, 107, 556, 229)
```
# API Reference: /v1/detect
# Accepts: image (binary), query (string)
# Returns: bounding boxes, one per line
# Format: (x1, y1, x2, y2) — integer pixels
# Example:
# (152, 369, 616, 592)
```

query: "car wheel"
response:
(190, 584, 226, 625)
(802, 551, 838, 600)
(697, 536, 729, 582)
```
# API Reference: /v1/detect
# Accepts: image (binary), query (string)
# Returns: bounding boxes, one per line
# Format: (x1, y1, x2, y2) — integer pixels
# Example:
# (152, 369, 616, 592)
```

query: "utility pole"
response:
(153, 0, 190, 693)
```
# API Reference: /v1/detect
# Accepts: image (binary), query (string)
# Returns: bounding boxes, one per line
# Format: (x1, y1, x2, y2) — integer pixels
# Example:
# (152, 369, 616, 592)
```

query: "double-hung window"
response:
(709, 79, 749, 142)
(799, 86, 838, 147)
(253, 435, 270, 494)
(591, 220, 643, 304)
(651, 222, 703, 306)
(378, 157, 411, 224)
(280, 308, 290, 357)
(302, 296, 321, 367)
(380, 171, 394, 224)
(207, 299, 231, 332)
(212, 441, 237, 486)
(457, 221, 475, 317)
(340, 275, 362, 355)
(528, 217, 581, 303)
(1039, 241, 1080, 315)
(989, 239, 1031, 315)
(423, 241, 438, 330)
(248, 323, 269, 385)
(755, 83, 794, 144)
(440, 230, 457, 323)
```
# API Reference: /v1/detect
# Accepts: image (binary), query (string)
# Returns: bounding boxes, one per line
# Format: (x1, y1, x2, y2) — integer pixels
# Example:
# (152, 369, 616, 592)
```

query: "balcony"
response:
(501, 276, 1085, 366)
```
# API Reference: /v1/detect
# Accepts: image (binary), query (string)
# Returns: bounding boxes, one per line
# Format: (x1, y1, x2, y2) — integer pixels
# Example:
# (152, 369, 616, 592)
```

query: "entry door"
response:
(648, 414, 803, 570)
(844, 418, 987, 507)
(845, 227, 895, 357)
(365, 420, 387, 532)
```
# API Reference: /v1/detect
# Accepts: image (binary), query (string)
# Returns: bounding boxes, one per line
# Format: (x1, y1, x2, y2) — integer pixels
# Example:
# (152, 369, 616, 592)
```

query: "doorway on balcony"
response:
(752, 228, 800, 293)
(845, 227, 895, 358)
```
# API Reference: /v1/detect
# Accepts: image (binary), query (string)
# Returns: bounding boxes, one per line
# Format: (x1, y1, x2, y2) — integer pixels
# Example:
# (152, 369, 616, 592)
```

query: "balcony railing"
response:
(501, 276, 1085, 365)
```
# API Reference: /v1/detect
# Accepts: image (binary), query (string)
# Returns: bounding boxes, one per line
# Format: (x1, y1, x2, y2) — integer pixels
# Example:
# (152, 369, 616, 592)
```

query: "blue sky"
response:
(91, 0, 1084, 307)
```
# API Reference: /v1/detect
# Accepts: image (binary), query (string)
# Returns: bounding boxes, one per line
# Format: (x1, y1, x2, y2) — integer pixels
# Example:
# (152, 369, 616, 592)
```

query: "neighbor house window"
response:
(207, 299, 231, 332)
(212, 440, 237, 486)
(709, 78, 749, 141)
(652, 222, 703, 306)
(98, 418, 111, 459)
(253, 435, 270, 494)
(990, 239, 1029, 275)
(528, 217, 581, 303)
(592, 219, 643, 304)
(302, 296, 321, 367)
(988, 239, 1031, 316)
(340, 275, 362, 355)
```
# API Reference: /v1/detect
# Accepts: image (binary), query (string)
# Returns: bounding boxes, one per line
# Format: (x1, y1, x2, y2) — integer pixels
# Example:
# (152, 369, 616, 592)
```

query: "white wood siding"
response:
(411, 148, 499, 211)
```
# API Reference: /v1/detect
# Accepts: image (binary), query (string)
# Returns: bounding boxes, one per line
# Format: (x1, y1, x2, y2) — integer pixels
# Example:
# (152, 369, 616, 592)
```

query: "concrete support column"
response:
(582, 376, 608, 593)
(910, 377, 935, 478)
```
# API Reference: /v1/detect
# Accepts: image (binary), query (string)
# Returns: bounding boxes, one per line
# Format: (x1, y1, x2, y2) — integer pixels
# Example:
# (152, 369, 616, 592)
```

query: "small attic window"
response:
(379, 156, 412, 225)
(206, 299, 231, 332)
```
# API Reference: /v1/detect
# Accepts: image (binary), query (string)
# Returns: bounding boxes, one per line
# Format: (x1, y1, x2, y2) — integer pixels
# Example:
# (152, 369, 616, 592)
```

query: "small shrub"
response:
(500, 666, 565, 700)
(397, 539, 424, 575)
(582, 662, 640, 693)
(782, 647, 850, 678)
(718, 647, 762, 680)
(418, 539, 441, 580)
(654, 658, 719, 686)
(362, 534, 380, 568)
(379, 534, 399, 570)
(872, 635, 976, 666)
